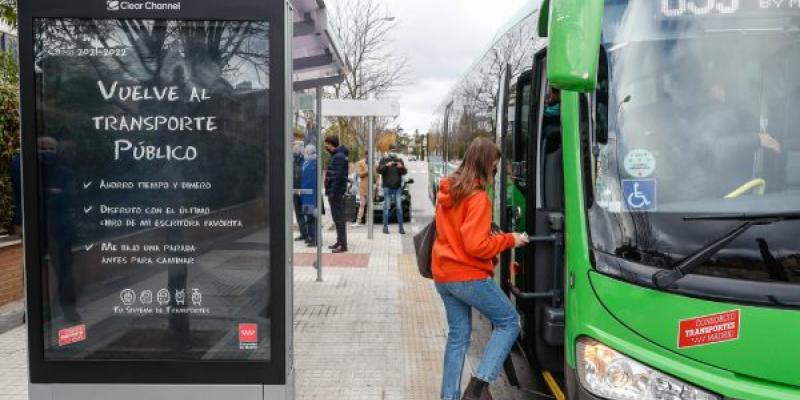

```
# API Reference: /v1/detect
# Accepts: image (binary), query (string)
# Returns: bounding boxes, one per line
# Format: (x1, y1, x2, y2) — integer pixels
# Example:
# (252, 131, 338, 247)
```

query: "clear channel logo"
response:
(106, 0, 181, 11)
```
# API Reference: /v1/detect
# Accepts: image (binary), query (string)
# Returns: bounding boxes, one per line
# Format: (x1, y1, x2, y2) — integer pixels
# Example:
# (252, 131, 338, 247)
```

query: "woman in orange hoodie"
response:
(433, 137, 528, 400)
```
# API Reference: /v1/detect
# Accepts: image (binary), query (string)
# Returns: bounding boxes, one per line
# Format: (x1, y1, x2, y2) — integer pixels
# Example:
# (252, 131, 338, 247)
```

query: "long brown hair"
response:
(448, 137, 501, 205)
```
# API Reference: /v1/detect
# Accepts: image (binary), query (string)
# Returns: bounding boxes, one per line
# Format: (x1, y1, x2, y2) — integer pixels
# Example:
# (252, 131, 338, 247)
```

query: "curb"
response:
(0, 300, 25, 335)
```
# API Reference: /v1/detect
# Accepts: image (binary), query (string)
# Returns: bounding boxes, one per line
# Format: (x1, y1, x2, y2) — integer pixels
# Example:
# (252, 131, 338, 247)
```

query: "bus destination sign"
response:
(662, 0, 800, 17)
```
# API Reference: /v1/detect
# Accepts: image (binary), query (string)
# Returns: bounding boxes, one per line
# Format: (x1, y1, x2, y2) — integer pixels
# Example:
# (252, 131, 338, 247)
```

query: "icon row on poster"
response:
(120, 288, 202, 306)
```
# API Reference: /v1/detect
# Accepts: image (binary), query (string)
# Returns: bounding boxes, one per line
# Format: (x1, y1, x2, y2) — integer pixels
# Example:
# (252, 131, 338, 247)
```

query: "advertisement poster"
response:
(34, 18, 272, 361)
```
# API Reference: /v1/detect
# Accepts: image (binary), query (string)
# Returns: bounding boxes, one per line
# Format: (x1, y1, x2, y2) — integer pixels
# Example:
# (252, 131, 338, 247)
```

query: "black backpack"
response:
(413, 218, 436, 279)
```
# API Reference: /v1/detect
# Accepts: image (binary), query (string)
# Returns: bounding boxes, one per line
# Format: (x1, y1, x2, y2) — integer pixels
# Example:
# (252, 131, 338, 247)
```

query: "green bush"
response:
(0, 50, 19, 233)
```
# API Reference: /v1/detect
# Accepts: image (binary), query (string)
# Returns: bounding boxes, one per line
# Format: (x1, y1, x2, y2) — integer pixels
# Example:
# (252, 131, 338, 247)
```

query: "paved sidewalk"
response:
(0, 325, 26, 400)
(293, 221, 448, 399)
(0, 164, 534, 399)
(0, 230, 446, 400)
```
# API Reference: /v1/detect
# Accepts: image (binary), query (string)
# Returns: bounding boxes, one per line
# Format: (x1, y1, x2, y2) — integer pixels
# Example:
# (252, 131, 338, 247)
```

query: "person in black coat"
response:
(377, 144, 407, 234)
(324, 136, 349, 253)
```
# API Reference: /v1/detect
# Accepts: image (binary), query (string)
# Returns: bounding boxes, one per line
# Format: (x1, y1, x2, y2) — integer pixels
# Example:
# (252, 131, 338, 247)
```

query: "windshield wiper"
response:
(683, 211, 800, 221)
(652, 212, 800, 289)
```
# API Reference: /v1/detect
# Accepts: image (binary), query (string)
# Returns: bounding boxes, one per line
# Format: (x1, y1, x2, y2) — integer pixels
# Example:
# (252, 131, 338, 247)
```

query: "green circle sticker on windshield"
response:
(624, 149, 657, 178)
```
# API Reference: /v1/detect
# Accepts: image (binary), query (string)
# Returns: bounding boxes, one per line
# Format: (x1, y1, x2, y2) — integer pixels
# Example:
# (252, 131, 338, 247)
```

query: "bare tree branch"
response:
(323, 0, 411, 155)
(328, 0, 410, 100)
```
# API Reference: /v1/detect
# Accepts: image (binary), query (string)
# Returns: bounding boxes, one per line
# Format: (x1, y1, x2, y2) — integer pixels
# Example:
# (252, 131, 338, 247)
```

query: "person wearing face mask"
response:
(39, 136, 81, 323)
(377, 143, 408, 234)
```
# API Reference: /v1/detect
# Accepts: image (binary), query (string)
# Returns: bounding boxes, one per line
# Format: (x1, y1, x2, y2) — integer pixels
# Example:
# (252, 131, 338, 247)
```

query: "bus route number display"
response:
(662, 0, 800, 17)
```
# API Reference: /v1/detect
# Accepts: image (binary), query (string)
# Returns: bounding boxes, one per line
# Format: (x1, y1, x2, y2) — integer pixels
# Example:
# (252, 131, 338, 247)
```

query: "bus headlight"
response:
(576, 338, 720, 400)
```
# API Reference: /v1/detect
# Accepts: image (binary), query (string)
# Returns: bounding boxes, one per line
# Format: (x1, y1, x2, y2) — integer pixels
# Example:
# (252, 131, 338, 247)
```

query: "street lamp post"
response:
(367, 116, 375, 239)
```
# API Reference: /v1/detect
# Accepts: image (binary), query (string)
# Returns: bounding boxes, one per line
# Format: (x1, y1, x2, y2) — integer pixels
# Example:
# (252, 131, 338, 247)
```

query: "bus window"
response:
(513, 79, 532, 194)
(535, 66, 564, 211)
(502, 74, 532, 236)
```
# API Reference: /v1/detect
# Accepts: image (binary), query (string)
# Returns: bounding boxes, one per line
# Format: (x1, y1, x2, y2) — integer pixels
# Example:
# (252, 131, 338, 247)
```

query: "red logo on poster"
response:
(239, 323, 258, 343)
(58, 324, 87, 347)
(678, 310, 740, 349)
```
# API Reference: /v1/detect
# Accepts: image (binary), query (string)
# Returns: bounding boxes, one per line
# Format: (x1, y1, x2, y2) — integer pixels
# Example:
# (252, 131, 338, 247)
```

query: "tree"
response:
(0, 50, 18, 233)
(325, 0, 410, 156)
(0, 0, 15, 29)
(376, 130, 397, 153)
(328, 0, 409, 100)
(416, 133, 427, 160)
(0, 0, 17, 232)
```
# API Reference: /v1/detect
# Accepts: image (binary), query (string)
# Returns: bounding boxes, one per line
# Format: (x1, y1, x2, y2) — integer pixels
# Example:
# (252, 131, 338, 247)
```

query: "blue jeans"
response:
(435, 279, 520, 400)
(382, 188, 404, 228)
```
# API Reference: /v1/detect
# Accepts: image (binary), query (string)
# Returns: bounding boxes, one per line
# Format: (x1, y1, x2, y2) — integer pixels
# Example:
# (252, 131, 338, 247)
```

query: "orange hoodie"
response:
(432, 179, 516, 283)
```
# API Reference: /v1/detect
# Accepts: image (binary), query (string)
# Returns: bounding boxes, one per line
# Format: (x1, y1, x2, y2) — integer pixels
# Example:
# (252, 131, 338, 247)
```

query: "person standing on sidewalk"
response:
(293, 143, 309, 243)
(377, 144, 407, 234)
(301, 144, 318, 247)
(352, 150, 370, 227)
(432, 137, 529, 400)
(324, 135, 349, 253)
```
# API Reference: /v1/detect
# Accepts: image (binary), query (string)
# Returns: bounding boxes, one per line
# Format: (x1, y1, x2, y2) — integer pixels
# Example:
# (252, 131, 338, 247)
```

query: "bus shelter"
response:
(18, 0, 344, 399)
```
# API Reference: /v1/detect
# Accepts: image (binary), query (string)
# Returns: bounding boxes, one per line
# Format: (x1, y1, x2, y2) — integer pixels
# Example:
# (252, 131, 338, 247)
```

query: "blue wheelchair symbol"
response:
(622, 180, 656, 211)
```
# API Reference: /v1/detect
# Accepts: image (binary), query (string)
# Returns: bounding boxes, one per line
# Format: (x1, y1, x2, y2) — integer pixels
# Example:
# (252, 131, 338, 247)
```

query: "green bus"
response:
(428, 1, 800, 399)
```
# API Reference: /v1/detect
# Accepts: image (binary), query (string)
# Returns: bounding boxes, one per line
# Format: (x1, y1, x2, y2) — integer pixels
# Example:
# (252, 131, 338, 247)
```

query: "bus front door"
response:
(508, 51, 567, 389)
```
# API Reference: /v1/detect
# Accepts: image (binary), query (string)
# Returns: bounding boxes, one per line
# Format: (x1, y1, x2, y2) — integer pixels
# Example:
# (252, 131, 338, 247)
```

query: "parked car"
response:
(351, 178, 414, 223)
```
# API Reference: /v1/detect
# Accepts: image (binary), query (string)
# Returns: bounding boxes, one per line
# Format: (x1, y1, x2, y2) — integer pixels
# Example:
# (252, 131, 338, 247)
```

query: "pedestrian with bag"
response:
(377, 144, 407, 234)
(324, 135, 349, 253)
(432, 137, 529, 400)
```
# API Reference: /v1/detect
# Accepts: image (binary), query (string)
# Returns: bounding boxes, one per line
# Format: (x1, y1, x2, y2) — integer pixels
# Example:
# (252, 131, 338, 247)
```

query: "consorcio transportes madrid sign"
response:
(677, 309, 740, 349)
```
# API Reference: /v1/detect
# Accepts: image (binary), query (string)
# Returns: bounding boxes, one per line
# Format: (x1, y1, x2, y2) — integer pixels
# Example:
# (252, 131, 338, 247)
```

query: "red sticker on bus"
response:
(678, 310, 740, 349)
(58, 324, 86, 347)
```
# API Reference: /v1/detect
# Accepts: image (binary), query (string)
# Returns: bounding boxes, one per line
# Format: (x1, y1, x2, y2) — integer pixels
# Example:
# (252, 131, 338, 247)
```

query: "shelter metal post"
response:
(315, 85, 323, 282)
(367, 116, 375, 240)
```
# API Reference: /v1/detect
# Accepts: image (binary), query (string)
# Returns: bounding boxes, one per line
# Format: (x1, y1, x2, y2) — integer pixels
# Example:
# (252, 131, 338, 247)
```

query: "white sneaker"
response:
(351, 223, 361, 228)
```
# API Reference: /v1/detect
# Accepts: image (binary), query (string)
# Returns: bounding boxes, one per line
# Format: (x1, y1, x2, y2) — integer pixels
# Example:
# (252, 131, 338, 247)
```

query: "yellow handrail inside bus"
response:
(725, 178, 766, 199)
(542, 370, 566, 400)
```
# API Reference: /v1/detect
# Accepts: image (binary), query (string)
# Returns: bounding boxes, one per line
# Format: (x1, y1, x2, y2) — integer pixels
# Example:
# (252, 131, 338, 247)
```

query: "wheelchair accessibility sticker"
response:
(622, 180, 656, 211)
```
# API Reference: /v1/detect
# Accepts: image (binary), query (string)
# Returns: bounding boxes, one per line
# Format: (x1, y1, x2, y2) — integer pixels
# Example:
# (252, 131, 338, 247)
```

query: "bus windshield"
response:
(590, 0, 800, 289)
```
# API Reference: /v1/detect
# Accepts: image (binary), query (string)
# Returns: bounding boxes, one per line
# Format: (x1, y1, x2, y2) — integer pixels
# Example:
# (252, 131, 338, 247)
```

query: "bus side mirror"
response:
(538, 0, 550, 38)
(546, 0, 604, 93)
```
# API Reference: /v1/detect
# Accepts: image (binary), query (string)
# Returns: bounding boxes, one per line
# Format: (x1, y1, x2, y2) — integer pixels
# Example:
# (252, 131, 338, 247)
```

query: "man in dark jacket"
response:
(377, 144, 407, 234)
(324, 136, 349, 253)
(293, 143, 309, 242)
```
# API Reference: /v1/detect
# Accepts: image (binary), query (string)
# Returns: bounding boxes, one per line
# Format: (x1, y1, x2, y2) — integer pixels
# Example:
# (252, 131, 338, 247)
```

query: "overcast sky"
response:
(328, 0, 530, 135)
